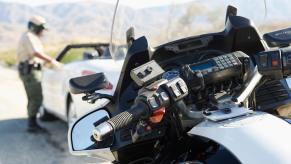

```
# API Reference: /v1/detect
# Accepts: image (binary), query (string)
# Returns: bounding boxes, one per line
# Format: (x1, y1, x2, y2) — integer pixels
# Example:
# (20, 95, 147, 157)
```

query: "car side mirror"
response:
(69, 73, 109, 94)
(68, 109, 114, 160)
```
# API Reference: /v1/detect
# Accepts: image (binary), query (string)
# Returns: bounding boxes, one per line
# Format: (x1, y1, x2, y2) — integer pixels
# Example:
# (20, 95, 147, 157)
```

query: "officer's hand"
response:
(51, 60, 63, 69)
(44, 60, 63, 69)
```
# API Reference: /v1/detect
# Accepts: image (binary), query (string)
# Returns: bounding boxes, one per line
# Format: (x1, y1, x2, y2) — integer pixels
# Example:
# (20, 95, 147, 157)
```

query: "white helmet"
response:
(29, 15, 46, 26)
(28, 15, 48, 32)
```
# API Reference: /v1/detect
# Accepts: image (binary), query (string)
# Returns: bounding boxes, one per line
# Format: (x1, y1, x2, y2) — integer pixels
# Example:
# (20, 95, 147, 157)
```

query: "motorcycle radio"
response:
(183, 52, 243, 87)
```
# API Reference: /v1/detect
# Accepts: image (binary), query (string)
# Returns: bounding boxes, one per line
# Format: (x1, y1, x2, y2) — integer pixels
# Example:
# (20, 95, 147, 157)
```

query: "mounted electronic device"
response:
(181, 51, 243, 90)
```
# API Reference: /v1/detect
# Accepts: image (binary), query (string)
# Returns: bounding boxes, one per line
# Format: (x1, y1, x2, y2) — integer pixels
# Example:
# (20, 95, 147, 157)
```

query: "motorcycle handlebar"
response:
(92, 102, 149, 141)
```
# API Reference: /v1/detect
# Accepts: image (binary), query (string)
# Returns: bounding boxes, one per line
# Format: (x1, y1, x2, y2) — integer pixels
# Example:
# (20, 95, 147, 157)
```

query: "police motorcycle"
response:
(68, 1, 291, 164)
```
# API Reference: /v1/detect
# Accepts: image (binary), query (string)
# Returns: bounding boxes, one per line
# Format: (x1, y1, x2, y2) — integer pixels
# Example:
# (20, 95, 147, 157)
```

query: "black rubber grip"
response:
(107, 103, 148, 132)
(107, 111, 134, 131)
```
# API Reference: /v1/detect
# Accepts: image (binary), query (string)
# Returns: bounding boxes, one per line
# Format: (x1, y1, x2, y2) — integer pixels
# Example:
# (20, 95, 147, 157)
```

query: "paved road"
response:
(0, 66, 106, 164)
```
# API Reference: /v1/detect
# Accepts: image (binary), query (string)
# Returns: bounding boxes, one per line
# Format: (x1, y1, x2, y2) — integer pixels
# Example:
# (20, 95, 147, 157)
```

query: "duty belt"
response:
(18, 61, 41, 75)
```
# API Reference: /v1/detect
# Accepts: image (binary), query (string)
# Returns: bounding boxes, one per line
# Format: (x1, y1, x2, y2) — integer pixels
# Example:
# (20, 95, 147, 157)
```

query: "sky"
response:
(0, 0, 110, 6)
(0, 0, 195, 8)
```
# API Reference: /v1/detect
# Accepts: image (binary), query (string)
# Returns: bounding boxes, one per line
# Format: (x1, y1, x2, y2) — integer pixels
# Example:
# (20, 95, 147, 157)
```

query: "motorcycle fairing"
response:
(188, 112, 291, 164)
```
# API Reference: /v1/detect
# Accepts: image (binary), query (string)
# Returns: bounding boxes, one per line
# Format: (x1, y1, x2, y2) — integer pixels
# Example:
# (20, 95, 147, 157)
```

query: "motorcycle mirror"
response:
(68, 109, 114, 160)
(263, 27, 291, 47)
(69, 73, 109, 94)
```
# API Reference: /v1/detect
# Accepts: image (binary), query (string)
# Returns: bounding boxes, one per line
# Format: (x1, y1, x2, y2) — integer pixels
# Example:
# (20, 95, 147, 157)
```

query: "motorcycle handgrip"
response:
(92, 102, 148, 141)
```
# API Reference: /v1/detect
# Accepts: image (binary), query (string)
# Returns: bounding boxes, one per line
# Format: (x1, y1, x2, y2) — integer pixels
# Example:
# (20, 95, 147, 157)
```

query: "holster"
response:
(18, 61, 41, 75)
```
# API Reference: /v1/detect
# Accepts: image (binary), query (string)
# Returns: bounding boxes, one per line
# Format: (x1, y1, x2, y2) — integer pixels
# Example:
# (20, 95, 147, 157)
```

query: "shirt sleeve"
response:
(24, 33, 44, 56)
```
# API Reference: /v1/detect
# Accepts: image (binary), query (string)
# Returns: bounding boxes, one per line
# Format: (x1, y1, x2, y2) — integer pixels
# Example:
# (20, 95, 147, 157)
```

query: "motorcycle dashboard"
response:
(112, 14, 268, 152)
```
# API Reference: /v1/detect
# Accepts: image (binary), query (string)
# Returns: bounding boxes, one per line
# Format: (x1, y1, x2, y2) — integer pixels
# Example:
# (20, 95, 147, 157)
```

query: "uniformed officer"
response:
(17, 15, 60, 133)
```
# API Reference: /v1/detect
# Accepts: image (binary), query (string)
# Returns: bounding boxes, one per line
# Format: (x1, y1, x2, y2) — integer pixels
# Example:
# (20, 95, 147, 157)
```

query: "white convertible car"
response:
(41, 43, 124, 126)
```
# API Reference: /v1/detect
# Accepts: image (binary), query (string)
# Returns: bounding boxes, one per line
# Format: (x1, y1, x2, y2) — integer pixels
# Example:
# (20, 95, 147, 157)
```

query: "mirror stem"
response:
(82, 93, 114, 104)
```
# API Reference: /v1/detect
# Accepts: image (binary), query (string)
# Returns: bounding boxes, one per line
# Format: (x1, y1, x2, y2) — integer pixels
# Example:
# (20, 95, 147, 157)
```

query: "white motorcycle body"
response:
(189, 112, 291, 164)
(68, 63, 291, 163)
(68, 108, 291, 163)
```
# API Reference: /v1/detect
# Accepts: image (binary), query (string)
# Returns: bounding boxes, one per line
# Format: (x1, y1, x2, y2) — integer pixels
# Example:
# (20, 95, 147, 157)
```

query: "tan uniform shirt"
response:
(17, 31, 44, 64)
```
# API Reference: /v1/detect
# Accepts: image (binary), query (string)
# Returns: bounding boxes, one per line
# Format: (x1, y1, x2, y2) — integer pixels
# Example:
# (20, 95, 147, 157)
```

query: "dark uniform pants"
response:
(19, 70, 43, 118)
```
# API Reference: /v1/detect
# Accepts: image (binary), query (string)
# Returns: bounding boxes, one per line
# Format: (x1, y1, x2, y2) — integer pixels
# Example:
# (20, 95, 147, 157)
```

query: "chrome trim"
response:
(285, 77, 291, 89)
(236, 68, 262, 103)
(93, 122, 113, 141)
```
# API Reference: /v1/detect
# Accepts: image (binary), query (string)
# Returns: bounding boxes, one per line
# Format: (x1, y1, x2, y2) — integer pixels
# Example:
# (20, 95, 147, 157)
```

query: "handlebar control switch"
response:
(255, 50, 283, 79)
(171, 85, 182, 97)
(162, 77, 189, 103)
(148, 97, 159, 109)
(140, 90, 170, 112)
(159, 92, 170, 103)
(281, 47, 291, 76)
(178, 80, 188, 94)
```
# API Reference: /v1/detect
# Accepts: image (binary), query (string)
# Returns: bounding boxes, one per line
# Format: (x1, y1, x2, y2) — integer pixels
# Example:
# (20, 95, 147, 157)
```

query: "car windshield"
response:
(110, 0, 291, 59)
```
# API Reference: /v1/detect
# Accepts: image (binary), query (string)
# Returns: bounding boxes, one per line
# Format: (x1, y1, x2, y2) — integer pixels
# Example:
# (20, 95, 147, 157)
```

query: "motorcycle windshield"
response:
(110, 0, 265, 58)
(110, 0, 291, 59)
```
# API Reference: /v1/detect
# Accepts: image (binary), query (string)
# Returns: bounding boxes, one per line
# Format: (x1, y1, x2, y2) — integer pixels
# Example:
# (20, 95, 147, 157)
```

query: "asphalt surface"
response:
(0, 66, 106, 164)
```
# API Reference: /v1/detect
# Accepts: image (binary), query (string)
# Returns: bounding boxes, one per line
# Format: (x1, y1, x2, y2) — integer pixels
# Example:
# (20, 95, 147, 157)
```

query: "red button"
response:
(149, 107, 165, 123)
(272, 60, 278, 66)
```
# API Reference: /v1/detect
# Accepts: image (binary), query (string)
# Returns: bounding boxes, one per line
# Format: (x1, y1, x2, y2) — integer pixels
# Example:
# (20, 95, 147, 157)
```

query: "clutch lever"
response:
(82, 92, 114, 104)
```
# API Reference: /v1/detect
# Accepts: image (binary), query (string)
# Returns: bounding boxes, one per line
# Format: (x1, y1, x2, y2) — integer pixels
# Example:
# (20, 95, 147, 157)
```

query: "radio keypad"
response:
(213, 54, 239, 71)
(184, 51, 243, 87)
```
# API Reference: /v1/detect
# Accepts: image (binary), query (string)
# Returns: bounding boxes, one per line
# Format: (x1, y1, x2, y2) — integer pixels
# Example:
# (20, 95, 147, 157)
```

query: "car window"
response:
(59, 47, 104, 64)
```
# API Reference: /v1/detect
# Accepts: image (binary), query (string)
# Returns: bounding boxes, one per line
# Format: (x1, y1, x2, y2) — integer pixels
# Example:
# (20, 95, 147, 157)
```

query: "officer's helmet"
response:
(28, 15, 48, 35)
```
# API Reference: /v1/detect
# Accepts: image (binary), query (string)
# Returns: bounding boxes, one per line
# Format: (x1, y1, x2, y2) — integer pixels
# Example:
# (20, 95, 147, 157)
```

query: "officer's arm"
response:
(33, 52, 53, 63)
(26, 34, 54, 63)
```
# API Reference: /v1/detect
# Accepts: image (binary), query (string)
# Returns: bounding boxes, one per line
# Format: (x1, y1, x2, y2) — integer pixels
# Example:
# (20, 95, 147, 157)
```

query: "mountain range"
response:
(0, 0, 291, 51)
(0, 1, 115, 50)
